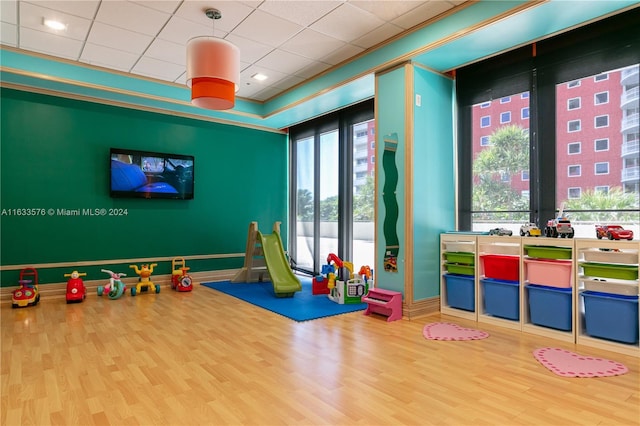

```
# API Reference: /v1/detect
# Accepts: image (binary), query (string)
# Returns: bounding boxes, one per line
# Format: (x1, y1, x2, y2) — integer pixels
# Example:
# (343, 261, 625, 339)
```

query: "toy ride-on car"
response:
(65, 270, 87, 303)
(489, 227, 513, 236)
(595, 224, 634, 240)
(129, 263, 160, 296)
(12, 267, 40, 308)
(171, 257, 193, 292)
(520, 223, 541, 237)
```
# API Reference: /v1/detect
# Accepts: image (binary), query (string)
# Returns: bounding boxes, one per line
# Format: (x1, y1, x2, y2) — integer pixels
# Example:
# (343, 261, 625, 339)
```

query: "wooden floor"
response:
(1, 283, 639, 426)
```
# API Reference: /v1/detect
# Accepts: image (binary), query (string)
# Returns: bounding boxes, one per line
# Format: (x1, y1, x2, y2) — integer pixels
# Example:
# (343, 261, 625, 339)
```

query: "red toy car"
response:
(65, 270, 87, 303)
(595, 225, 634, 240)
(171, 257, 193, 292)
(11, 267, 40, 308)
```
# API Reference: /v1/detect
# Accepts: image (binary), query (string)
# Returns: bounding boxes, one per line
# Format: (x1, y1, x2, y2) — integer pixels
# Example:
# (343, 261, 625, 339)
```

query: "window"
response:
(480, 102, 491, 108)
(521, 107, 529, 119)
(521, 170, 529, 181)
(568, 187, 581, 199)
(480, 136, 491, 146)
(370, 156, 375, 164)
(594, 138, 609, 151)
(567, 98, 581, 110)
(500, 96, 511, 103)
(568, 142, 581, 154)
(370, 142, 375, 149)
(594, 162, 609, 175)
(456, 10, 640, 236)
(500, 111, 511, 124)
(595, 186, 610, 194)
(480, 116, 490, 127)
(568, 120, 581, 132)
(568, 165, 581, 177)
(594, 115, 609, 128)
(290, 99, 374, 275)
(594, 92, 609, 105)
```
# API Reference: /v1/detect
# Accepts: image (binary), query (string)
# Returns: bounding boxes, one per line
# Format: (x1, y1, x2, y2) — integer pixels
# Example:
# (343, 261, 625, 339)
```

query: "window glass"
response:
(568, 142, 581, 154)
(471, 90, 530, 230)
(352, 119, 375, 271)
(556, 64, 639, 236)
(568, 98, 581, 110)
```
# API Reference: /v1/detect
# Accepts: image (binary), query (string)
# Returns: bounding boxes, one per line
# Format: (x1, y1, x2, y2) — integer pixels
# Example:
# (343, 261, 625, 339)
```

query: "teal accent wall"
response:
(375, 68, 406, 294)
(412, 67, 455, 300)
(0, 88, 288, 286)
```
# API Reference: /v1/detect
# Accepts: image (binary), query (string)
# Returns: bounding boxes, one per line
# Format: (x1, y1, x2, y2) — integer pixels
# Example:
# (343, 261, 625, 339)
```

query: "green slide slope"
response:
(257, 231, 302, 298)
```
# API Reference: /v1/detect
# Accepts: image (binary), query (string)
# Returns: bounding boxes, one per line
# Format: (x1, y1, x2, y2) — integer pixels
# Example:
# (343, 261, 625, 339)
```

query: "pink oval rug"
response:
(423, 322, 489, 341)
(533, 347, 628, 378)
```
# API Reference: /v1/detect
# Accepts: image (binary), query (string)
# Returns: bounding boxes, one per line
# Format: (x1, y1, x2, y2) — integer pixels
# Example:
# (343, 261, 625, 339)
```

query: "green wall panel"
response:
(0, 88, 288, 285)
(412, 67, 455, 301)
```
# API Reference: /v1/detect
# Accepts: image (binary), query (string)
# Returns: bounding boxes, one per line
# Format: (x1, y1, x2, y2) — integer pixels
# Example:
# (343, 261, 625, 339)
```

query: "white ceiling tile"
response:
(24, 0, 99, 19)
(310, 2, 384, 42)
(19, 2, 92, 41)
(19, 26, 83, 59)
(258, 1, 342, 27)
(280, 28, 345, 61)
(348, 1, 426, 21)
(87, 22, 153, 55)
(144, 37, 185, 66)
(255, 49, 316, 75)
(251, 85, 283, 102)
(233, 9, 303, 47)
(224, 34, 273, 64)
(320, 43, 364, 65)
(157, 15, 218, 46)
(79, 42, 139, 72)
(272, 73, 306, 91)
(392, 1, 454, 29)
(240, 64, 289, 88)
(130, 0, 181, 14)
(351, 22, 404, 49)
(173, 1, 255, 33)
(294, 61, 333, 79)
(132, 55, 184, 81)
(1, 0, 18, 24)
(1, 22, 18, 46)
(94, 0, 170, 36)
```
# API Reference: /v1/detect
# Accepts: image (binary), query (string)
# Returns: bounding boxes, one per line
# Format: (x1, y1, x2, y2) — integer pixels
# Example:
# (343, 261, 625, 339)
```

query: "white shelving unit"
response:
(575, 239, 639, 357)
(476, 235, 522, 331)
(521, 237, 575, 343)
(440, 234, 477, 321)
(439, 234, 640, 357)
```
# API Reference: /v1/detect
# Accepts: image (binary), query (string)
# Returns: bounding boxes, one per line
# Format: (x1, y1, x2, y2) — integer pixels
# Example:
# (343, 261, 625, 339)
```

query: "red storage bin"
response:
(480, 254, 519, 282)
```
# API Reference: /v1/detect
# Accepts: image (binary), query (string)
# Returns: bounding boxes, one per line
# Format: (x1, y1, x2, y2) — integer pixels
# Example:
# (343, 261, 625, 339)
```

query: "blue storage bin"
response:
(444, 274, 475, 311)
(581, 291, 639, 344)
(526, 284, 572, 331)
(481, 278, 519, 320)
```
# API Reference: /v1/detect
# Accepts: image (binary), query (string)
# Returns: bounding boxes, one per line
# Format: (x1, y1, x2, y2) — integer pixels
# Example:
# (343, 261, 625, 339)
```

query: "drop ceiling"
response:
(1, 0, 639, 130)
(0, 0, 465, 102)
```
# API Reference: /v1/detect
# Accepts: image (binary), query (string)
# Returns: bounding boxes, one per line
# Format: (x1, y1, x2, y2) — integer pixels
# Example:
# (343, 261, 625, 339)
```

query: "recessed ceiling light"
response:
(251, 73, 268, 81)
(43, 18, 67, 31)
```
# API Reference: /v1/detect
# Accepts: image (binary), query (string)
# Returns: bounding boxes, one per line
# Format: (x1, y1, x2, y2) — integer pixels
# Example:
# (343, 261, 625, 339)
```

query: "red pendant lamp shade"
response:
(186, 35, 240, 110)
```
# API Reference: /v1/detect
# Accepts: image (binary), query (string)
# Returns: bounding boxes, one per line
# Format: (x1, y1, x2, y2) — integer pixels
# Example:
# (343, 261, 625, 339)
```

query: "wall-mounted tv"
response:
(110, 148, 194, 199)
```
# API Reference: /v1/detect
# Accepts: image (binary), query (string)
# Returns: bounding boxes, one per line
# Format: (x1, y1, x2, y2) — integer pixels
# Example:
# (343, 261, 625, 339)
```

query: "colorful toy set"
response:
(7, 257, 197, 307)
(317, 253, 371, 304)
(65, 270, 87, 303)
(11, 267, 40, 308)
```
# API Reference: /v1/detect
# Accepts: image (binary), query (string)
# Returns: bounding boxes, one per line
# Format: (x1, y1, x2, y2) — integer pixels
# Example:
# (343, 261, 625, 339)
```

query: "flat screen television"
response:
(110, 148, 194, 199)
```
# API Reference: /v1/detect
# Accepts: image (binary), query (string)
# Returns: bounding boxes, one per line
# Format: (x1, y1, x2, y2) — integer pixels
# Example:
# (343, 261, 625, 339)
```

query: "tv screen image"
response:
(110, 148, 194, 199)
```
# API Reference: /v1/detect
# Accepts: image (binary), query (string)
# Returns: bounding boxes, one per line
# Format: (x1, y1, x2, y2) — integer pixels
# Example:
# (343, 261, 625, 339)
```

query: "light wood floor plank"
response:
(2, 283, 639, 425)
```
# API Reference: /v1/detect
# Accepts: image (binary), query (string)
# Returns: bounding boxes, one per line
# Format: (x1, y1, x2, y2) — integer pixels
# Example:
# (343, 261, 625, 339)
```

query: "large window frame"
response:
(289, 99, 374, 275)
(456, 9, 640, 230)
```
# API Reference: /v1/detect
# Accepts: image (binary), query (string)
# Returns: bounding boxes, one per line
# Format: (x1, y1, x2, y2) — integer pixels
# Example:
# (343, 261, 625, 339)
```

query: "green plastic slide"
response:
(257, 230, 302, 297)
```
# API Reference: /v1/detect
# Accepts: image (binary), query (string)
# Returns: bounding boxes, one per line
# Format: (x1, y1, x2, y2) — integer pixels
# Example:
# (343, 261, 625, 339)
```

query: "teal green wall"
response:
(375, 68, 407, 294)
(0, 89, 288, 286)
(412, 67, 455, 300)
